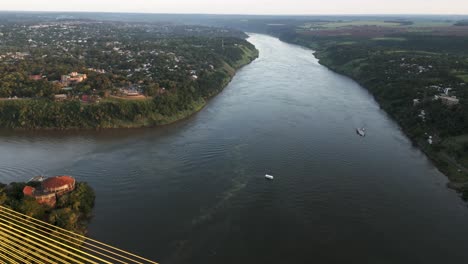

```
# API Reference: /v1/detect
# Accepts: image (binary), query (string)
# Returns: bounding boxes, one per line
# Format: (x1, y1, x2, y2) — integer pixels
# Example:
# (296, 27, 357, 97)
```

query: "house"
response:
(443, 88, 452, 96)
(54, 94, 67, 101)
(438, 95, 459, 106)
(413, 99, 420, 106)
(428, 136, 433, 145)
(42, 176, 76, 196)
(87, 68, 106, 74)
(61, 72, 87, 85)
(29, 75, 43, 81)
(61, 87, 73, 91)
(418, 110, 426, 121)
(119, 85, 143, 97)
(23, 186, 57, 207)
(23, 176, 76, 207)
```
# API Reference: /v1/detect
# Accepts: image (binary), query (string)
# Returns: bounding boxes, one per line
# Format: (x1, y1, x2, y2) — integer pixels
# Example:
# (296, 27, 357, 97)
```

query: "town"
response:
(0, 19, 258, 128)
(0, 20, 248, 101)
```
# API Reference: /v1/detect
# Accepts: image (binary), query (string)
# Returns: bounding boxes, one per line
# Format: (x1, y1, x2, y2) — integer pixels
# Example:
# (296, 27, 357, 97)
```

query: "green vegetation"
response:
(0, 20, 258, 129)
(278, 19, 468, 197)
(322, 20, 402, 28)
(456, 74, 468, 82)
(372, 37, 407, 41)
(299, 19, 453, 29)
(0, 181, 95, 235)
(454, 20, 468, 26)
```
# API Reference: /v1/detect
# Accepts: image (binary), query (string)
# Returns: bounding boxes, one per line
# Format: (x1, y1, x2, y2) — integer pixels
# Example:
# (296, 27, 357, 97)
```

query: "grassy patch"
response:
(409, 21, 455, 27)
(322, 20, 402, 28)
(456, 74, 468, 82)
(384, 50, 439, 55)
(440, 134, 468, 172)
(372, 37, 407, 41)
(337, 41, 357, 45)
(299, 20, 402, 30)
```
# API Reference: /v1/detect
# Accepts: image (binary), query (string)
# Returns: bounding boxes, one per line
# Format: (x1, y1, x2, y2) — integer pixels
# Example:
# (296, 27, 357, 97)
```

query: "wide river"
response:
(2, 34, 468, 263)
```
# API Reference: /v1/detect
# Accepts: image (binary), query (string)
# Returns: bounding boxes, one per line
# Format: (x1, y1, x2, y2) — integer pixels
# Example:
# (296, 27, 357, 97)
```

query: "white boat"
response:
(265, 174, 274, 180)
(356, 128, 366, 137)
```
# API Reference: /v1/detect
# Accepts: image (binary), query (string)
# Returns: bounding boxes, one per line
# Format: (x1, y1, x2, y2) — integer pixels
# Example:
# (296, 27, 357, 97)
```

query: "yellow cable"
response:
(0, 206, 158, 263)
(0, 245, 20, 264)
(0, 220, 107, 264)
(0, 206, 158, 264)
(0, 230, 61, 264)
(0, 210, 136, 264)
(0, 240, 34, 264)
(0, 224, 84, 264)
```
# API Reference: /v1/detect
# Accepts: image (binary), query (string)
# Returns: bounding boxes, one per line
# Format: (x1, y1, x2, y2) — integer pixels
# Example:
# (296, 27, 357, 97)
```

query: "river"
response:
(1, 34, 468, 263)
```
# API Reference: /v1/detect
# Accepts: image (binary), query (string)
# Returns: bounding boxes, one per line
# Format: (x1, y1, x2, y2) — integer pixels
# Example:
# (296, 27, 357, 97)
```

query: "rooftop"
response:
(23, 186, 35, 197)
(42, 175, 75, 190)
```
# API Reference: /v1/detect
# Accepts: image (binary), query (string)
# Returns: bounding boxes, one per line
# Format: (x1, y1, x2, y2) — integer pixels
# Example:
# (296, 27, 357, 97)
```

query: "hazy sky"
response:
(1, 0, 467, 15)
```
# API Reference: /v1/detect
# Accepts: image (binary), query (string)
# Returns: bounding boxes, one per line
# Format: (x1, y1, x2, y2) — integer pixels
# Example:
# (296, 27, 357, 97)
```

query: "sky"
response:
(1, 0, 467, 15)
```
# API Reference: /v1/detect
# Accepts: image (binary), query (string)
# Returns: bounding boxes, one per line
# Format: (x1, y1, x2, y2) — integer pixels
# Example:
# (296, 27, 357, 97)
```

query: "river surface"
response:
(1, 34, 468, 263)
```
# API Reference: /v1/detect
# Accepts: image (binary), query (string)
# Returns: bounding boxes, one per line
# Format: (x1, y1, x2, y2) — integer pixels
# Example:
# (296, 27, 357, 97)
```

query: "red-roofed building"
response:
(42, 176, 75, 195)
(22, 175, 75, 207)
(22, 185, 57, 207)
(29, 75, 42, 81)
(34, 193, 57, 207)
(23, 186, 35, 197)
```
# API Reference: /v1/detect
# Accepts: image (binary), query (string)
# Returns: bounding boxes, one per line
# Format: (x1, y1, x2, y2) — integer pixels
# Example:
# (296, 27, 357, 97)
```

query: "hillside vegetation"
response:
(278, 20, 468, 197)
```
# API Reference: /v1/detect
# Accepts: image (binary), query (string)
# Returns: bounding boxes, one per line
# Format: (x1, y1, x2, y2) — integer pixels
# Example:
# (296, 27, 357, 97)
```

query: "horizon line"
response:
(0, 10, 468, 17)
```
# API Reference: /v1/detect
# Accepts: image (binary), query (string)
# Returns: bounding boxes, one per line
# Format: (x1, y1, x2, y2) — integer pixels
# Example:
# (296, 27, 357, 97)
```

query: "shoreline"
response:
(0, 47, 259, 131)
(280, 37, 467, 194)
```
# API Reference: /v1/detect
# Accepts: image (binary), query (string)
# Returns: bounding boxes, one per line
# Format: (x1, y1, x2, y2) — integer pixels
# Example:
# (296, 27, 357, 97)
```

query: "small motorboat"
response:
(265, 174, 274, 180)
(356, 128, 366, 137)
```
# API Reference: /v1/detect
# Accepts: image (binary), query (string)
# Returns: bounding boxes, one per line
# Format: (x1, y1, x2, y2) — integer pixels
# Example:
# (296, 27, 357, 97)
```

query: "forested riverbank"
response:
(0, 47, 257, 129)
(277, 24, 468, 196)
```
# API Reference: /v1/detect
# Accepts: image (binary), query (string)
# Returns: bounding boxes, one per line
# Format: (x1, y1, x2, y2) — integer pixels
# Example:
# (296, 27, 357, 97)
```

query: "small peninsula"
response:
(0, 176, 95, 235)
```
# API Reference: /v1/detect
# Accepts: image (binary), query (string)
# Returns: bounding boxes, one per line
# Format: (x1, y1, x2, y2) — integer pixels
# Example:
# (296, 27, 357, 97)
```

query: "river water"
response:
(1, 34, 468, 263)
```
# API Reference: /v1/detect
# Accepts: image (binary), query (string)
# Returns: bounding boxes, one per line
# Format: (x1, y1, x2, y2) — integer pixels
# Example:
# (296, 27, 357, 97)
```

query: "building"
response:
(23, 176, 76, 207)
(439, 95, 460, 106)
(54, 94, 67, 101)
(23, 186, 57, 207)
(29, 75, 43, 81)
(42, 176, 76, 195)
(23, 186, 35, 196)
(119, 86, 143, 97)
(443, 88, 452, 96)
(61, 72, 87, 85)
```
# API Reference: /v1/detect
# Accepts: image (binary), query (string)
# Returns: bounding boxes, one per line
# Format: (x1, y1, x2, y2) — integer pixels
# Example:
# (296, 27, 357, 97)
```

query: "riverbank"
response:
(280, 35, 468, 196)
(4, 33, 468, 263)
(0, 44, 258, 130)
